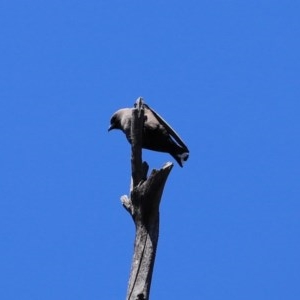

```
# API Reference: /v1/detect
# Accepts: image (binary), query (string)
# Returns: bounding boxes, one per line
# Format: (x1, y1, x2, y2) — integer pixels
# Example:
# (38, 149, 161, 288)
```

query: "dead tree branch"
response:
(120, 97, 173, 300)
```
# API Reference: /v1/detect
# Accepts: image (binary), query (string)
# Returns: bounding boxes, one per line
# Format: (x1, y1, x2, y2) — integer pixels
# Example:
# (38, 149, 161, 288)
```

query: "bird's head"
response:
(108, 108, 131, 132)
(108, 113, 121, 131)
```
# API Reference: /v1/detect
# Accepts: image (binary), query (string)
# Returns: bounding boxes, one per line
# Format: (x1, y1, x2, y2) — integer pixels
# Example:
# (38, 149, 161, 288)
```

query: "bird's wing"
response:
(144, 103, 189, 152)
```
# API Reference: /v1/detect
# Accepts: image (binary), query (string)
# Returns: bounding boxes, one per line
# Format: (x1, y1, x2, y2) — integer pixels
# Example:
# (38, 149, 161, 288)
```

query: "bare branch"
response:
(121, 98, 173, 300)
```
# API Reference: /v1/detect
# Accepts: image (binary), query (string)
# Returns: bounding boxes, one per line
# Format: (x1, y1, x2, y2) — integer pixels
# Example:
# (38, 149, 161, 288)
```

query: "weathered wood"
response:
(121, 98, 173, 300)
(131, 98, 144, 187)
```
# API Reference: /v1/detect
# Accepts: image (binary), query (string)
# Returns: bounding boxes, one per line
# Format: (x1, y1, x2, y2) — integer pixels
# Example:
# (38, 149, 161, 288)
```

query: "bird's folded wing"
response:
(144, 103, 189, 152)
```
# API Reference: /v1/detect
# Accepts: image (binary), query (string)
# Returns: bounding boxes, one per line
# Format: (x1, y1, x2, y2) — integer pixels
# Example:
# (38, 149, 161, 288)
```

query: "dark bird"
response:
(108, 103, 189, 167)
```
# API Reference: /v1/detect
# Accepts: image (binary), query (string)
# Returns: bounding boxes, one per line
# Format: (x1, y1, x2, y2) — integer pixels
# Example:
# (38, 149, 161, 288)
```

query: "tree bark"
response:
(121, 98, 173, 300)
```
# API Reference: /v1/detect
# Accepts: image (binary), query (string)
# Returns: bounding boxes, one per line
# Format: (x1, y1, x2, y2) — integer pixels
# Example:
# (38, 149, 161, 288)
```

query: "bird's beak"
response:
(108, 124, 114, 132)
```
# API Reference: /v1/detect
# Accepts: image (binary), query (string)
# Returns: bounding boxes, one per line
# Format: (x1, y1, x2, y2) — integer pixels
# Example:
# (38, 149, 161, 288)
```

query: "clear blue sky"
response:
(1, 1, 299, 299)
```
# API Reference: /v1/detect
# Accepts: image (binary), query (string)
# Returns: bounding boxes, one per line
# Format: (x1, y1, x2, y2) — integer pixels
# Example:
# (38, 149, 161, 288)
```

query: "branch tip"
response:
(134, 97, 144, 109)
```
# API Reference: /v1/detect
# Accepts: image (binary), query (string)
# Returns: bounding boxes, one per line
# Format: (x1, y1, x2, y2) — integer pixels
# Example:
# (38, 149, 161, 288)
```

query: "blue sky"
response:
(1, 1, 299, 299)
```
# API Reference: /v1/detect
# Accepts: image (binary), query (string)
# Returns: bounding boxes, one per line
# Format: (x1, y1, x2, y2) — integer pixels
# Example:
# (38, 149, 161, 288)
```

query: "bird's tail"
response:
(172, 148, 189, 167)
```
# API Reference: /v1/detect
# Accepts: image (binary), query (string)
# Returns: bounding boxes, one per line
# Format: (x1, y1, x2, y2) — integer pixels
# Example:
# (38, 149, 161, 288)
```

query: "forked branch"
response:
(121, 98, 173, 300)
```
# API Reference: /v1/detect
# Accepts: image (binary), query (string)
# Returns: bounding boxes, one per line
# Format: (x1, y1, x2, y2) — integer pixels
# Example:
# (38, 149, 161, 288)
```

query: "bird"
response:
(108, 103, 189, 167)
